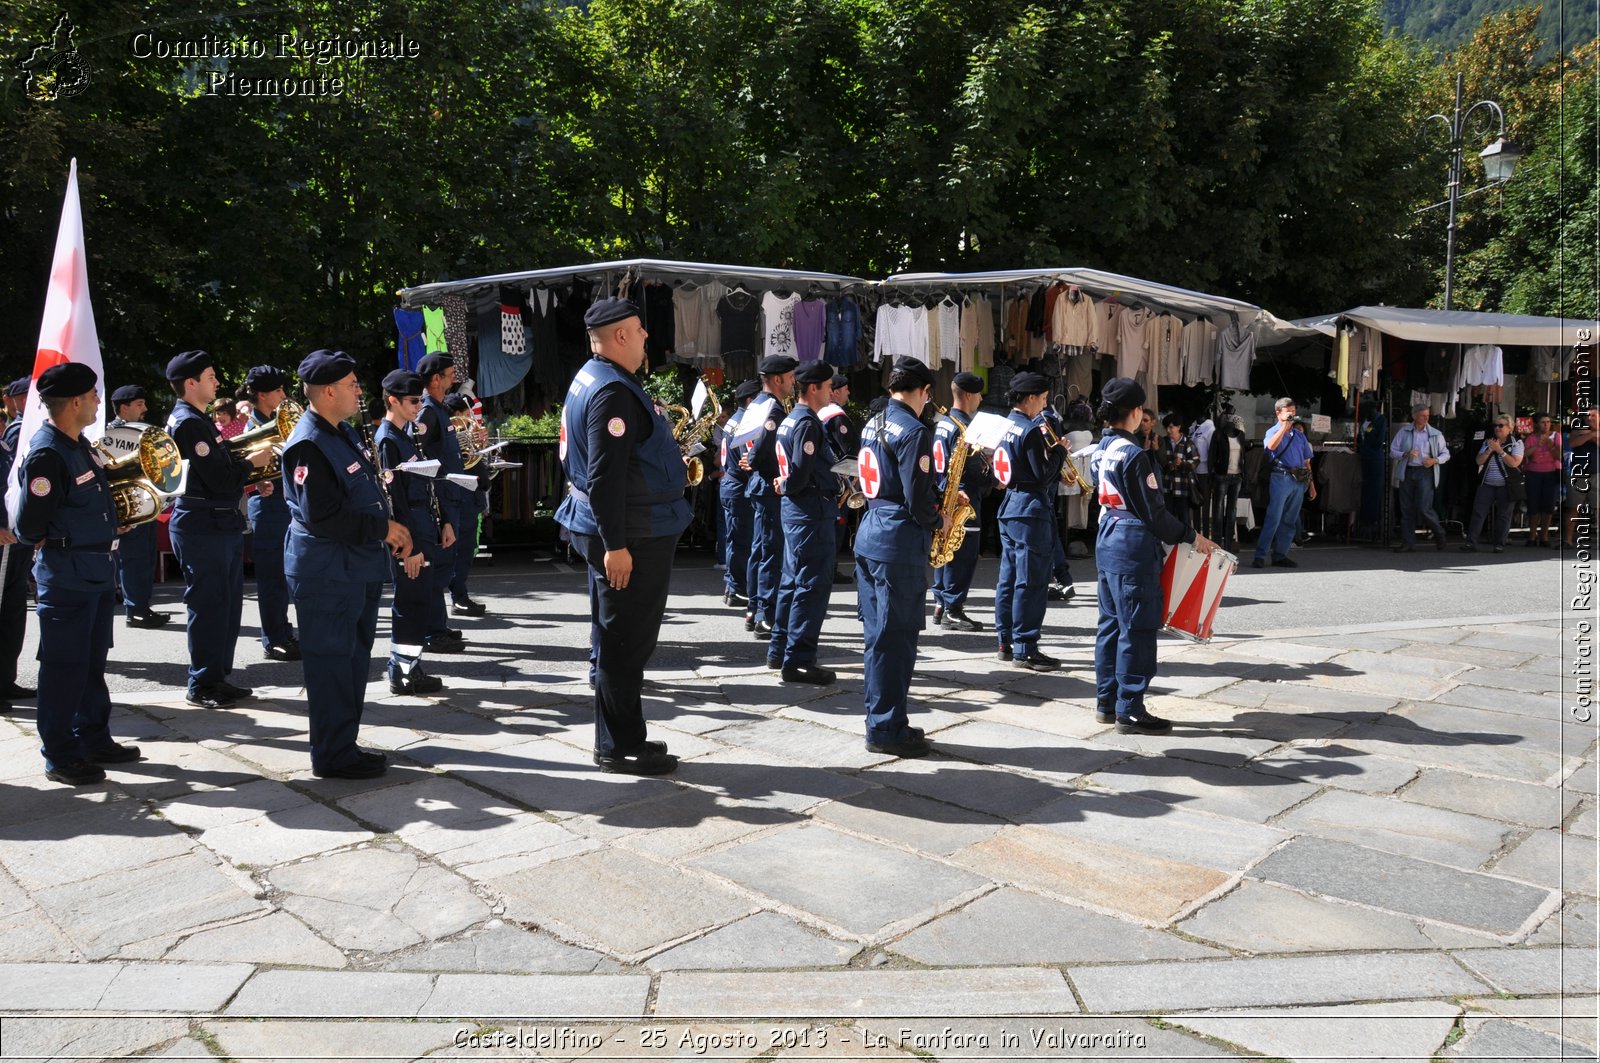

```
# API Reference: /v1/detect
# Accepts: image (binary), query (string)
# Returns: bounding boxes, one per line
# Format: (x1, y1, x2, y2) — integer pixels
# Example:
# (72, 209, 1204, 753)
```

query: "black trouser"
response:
(0, 543, 30, 690)
(570, 532, 680, 756)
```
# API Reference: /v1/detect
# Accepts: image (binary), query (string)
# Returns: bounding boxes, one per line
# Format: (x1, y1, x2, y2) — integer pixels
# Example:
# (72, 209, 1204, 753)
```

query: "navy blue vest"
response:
(420, 394, 471, 509)
(19, 424, 117, 591)
(743, 394, 784, 499)
(374, 418, 443, 552)
(283, 412, 390, 585)
(996, 410, 1054, 521)
(853, 400, 935, 562)
(166, 399, 245, 533)
(776, 405, 837, 503)
(555, 357, 691, 539)
(245, 407, 290, 532)
(718, 421, 752, 501)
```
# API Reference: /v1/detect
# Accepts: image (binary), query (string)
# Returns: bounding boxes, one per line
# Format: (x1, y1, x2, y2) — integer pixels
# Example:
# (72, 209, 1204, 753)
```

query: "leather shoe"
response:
(942, 609, 982, 631)
(781, 665, 836, 686)
(766, 657, 781, 670)
(752, 620, 773, 641)
(1116, 711, 1174, 735)
(0, 684, 35, 700)
(86, 742, 142, 764)
(313, 757, 387, 779)
(1251, 557, 1265, 568)
(186, 686, 237, 709)
(390, 671, 443, 695)
(425, 636, 466, 654)
(1013, 650, 1061, 672)
(1271, 556, 1298, 568)
(1459, 543, 1478, 552)
(264, 642, 302, 662)
(1492, 545, 1504, 554)
(1046, 582, 1077, 601)
(125, 611, 171, 629)
(592, 748, 678, 775)
(1435, 534, 1447, 551)
(995, 646, 1013, 662)
(865, 735, 932, 758)
(1094, 709, 1117, 725)
(46, 759, 107, 785)
(743, 614, 755, 631)
(452, 598, 488, 617)
(932, 606, 944, 624)
(218, 681, 254, 700)
(722, 590, 746, 608)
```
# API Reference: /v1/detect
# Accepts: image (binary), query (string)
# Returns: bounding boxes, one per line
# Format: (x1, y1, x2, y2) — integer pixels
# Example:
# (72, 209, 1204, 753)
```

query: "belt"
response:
(568, 487, 683, 507)
(42, 539, 112, 552)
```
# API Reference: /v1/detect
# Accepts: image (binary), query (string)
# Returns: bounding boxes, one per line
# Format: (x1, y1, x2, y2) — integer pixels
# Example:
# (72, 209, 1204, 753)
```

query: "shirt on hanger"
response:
(761, 291, 801, 359)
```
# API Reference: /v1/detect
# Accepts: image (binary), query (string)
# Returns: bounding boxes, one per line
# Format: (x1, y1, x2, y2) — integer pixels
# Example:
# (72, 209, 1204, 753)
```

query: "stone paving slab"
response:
(1452, 945, 1599, 995)
(1402, 768, 1580, 829)
(224, 969, 437, 1016)
(1020, 789, 1289, 872)
(1069, 952, 1489, 1012)
(1082, 756, 1317, 822)
(1169, 1000, 1461, 1063)
(0, 961, 121, 1011)
(1337, 649, 1472, 681)
(645, 911, 859, 970)
(96, 961, 254, 1012)
(420, 972, 650, 1017)
(654, 968, 1078, 1017)
(1491, 828, 1600, 896)
(1251, 741, 1421, 792)
(1, 1017, 190, 1061)
(690, 824, 988, 938)
(709, 716, 895, 770)
(675, 749, 870, 812)
(166, 910, 347, 968)
(864, 756, 1076, 821)
(1210, 679, 1400, 716)
(1446, 1016, 1592, 1059)
(1386, 640, 1538, 669)
(1462, 995, 1600, 1052)
(1272, 789, 1515, 868)
(1177, 880, 1439, 953)
(1249, 837, 1557, 937)
(891, 886, 1222, 965)
(204, 1019, 465, 1061)
(1338, 721, 1577, 785)
(928, 720, 1128, 780)
(382, 921, 611, 974)
(195, 801, 372, 867)
(578, 791, 798, 862)
(0, 805, 195, 890)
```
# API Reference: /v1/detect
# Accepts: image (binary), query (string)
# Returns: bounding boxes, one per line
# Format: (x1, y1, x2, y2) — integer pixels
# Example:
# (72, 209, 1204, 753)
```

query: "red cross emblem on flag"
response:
(993, 445, 1013, 486)
(933, 439, 946, 474)
(857, 446, 882, 499)
(775, 441, 790, 480)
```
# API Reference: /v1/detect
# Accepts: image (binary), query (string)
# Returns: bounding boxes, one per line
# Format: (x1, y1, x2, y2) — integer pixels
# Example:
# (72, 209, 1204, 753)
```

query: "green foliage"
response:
(642, 367, 686, 408)
(1382, 0, 1597, 60)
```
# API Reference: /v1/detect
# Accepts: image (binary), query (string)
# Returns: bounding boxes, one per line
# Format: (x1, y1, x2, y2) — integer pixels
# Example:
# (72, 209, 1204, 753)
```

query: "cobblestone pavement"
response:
(0, 550, 1591, 1061)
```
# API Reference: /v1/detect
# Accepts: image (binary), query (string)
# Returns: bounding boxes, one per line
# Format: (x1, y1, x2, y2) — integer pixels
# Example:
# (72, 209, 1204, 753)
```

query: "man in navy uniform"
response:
(556, 297, 691, 775)
(855, 356, 947, 757)
(413, 354, 470, 651)
(375, 369, 455, 695)
(106, 384, 170, 629)
(15, 363, 134, 784)
(821, 372, 860, 582)
(768, 362, 839, 685)
(740, 356, 796, 638)
(242, 366, 299, 660)
(282, 350, 413, 779)
(718, 379, 761, 609)
(442, 391, 490, 617)
(165, 350, 272, 708)
(992, 372, 1064, 671)
(931, 371, 991, 630)
(0, 377, 38, 708)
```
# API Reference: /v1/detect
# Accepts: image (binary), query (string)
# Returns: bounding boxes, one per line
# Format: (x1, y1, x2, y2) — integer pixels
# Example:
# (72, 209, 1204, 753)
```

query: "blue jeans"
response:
(1254, 471, 1306, 562)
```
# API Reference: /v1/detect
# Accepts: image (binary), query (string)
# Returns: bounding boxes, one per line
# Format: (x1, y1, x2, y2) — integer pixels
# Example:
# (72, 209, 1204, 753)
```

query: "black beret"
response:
(758, 355, 799, 376)
(6, 378, 29, 398)
(298, 349, 357, 386)
(889, 356, 934, 389)
(244, 365, 286, 394)
(165, 349, 213, 382)
(381, 369, 424, 398)
(869, 395, 889, 414)
(1009, 371, 1050, 396)
(795, 362, 833, 386)
(109, 384, 146, 406)
(416, 353, 453, 380)
(830, 373, 850, 390)
(733, 379, 762, 401)
(36, 361, 98, 398)
(443, 393, 470, 412)
(583, 297, 642, 330)
(1101, 376, 1146, 409)
(952, 371, 985, 395)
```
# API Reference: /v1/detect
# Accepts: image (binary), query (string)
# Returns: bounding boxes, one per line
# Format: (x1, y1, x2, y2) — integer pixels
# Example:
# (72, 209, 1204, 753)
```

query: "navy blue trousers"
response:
(0, 542, 30, 689)
(169, 527, 244, 692)
(1094, 517, 1163, 719)
(290, 577, 380, 772)
(249, 505, 293, 648)
(769, 499, 836, 669)
(721, 491, 752, 597)
(856, 555, 926, 744)
(35, 582, 115, 770)
(746, 493, 782, 624)
(449, 504, 480, 603)
(931, 496, 981, 611)
(114, 521, 157, 614)
(995, 517, 1051, 654)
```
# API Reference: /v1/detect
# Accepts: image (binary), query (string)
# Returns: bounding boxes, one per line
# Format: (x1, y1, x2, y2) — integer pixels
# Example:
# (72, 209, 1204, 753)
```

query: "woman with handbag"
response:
(1460, 416, 1523, 553)
(1521, 414, 1563, 547)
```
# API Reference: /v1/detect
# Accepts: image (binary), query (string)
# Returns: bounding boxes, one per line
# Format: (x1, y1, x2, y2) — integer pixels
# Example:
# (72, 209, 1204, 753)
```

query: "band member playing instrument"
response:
(768, 362, 839, 685)
(243, 366, 299, 660)
(992, 372, 1064, 671)
(718, 379, 761, 609)
(740, 356, 797, 640)
(1090, 378, 1217, 735)
(107, 385, 170, 631)
(931, 372, 992, 630)
(854, 357, 944, 757)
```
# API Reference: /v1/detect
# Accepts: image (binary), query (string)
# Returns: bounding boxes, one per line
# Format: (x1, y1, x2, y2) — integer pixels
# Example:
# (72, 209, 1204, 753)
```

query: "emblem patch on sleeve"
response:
(607, 417, 626, 438)
(1146, 472, 1159, 489)
(28, 476, 50, 497)
(919, 454, 931, 473)
(765, 419, 776, 431)
(293, 465, 309, 485)
(803, 440, 815, 455)
(415, 421, 427, 435)
(194, 441, 210, 457)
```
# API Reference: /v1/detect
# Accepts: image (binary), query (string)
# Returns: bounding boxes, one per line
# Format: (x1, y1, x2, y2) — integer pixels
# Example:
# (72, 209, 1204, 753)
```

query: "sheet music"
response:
(961, 411, 1012, 450)
(398, 459, 442, 477)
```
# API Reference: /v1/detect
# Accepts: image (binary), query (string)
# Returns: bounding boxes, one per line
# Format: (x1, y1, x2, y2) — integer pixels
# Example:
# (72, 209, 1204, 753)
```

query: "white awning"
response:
(399, 258, 871, 307)
(883, 266, 1262, 321)
(1306, 306, 1595, 347)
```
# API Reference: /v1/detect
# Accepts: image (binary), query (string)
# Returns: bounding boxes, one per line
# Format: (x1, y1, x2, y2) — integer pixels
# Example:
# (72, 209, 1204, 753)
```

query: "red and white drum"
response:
(1159, 543, 1237, 643)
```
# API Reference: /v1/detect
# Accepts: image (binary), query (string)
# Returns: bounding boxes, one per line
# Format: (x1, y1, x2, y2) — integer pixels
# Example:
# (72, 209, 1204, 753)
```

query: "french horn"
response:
(227, 400, 302, 485)
(94, 424, 185, 526)
(451, 413, 488, 470)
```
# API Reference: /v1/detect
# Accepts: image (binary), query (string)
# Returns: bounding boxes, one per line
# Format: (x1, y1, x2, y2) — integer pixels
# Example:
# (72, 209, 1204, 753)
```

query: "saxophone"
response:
(929, 415, 976, 568)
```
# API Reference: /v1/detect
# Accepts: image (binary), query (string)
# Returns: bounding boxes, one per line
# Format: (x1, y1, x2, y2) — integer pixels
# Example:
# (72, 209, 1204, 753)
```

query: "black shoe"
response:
(932, 606, 945, 624)
(86, 742, 141, 764)
(313, 757, 387, 779)
(186, 686, 237, 709)
(592, 748, 678, 775)
(425, 636, 466, 654)
(356, 747, 389, 764)
(833, 569, 850, 584)
(45, 759, 106, 785)
(743, 614, 756, 632)
(0, 684, 35, 700)
(781, 665, 837, 686)
(452, 598, 487, 617)
(752, 620, 773, 641)
(942, 608, 981, 632)
(218, 681, 254, 700)
(125, 611, 171, 629)
(390, 671, 443, 695)
(264, 642, 302, 662)
(766, 658, 781, 670)
(996, 646, 1013, 662)
(1436, 534, 1447, 551)
(1013, 650, 1061, 672)
(1116, 712, 1174, 735)
(723, 590, 747, 608)
(865, 735, 932, 758)
(1251, 557, 1265, 569)
(1094, 709, 1117, 725)
(1459, 543, 1478, 552)
(1393, 544, 1415, 553)
(1493, 545, 1505, 554)
(1046, 582, 1077, 601)
(1271, 556, 1298, 568)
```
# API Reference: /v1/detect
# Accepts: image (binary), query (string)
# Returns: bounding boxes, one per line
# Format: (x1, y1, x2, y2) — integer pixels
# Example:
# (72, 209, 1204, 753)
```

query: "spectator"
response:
(1156, 413, 1199, 528)
(1521, 414, 1562, 548)
(212, 400, 244, 440)
(1390, 402, 1450, 553)
(1460, 415, 1523, 554)
(1209, 414, 1248, 553)
(235, 398, 254, 422)
(1252, 397, 1316, 569)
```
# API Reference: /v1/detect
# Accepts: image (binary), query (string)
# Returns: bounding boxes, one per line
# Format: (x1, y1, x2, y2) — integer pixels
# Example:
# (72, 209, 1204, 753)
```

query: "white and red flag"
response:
(6, 159, 106, 521)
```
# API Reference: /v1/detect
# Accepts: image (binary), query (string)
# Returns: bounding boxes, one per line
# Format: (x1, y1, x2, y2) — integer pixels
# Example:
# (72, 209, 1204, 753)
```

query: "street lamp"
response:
(1425, 73, 1522, 311)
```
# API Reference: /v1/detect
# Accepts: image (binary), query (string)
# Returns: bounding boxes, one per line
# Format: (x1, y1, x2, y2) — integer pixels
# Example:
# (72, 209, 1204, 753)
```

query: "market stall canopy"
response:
(1294, 306, 1596, 347)
(882, 266, 1263, 323)
(399, 257, 872, 308)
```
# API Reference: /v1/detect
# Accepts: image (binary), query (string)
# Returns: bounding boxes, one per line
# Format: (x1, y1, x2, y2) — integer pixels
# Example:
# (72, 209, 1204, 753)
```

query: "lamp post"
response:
(1426, 72, 1522, 311)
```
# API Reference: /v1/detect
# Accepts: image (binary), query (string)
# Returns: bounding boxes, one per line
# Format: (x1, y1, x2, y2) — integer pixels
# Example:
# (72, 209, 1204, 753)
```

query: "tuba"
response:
(227, 400, 302, 485)
(669, 388, 723, 487)
(94, 424, 185, 527)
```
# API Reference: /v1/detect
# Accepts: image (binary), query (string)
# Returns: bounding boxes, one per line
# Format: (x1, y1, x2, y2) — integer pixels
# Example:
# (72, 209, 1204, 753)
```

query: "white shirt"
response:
(1190, 418, 1215, 473)
(761, 292, 801, 359)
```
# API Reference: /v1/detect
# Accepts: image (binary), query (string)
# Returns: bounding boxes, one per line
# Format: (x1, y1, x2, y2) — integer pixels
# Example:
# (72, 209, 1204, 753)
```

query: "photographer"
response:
(1251, 397, 1315, 569)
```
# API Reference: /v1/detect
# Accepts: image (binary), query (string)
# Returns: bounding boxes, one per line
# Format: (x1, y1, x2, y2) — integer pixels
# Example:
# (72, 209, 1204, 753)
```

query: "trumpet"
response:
(669, 388, 723, 487)
(1038, 420, 1086, 490)
(227, 400, 302, 485)
(94, 424, 185, 526)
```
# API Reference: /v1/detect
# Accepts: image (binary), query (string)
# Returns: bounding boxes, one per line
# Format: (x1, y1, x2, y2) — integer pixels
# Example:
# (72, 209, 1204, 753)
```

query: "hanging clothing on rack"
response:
(1151, 314, 1183, 386)
(443, 294, 471, 382)
(499, 286, 528, 357)
(873, 303, 920, 364)
(793, 298, 827, 363)
(1051, 289, 1099, 349)
(697, 280, 727, 361)
(422, 306, 447, 355)
(761, 290, 801, 359)
(674, 283, 704, 360)
(1217, 320, 1256, 391)
(718, 288, 761, 380)
(934, 298, 960, 366)
(394, 307, 425, 371)
(527, 286, 563, 398)
(959, 295, 996, 369)
(1181, 318, 1217, 386)
(825, 296, 862, 367)
(644, 282, 675, 360)
(1116, 306, 1149, 379)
